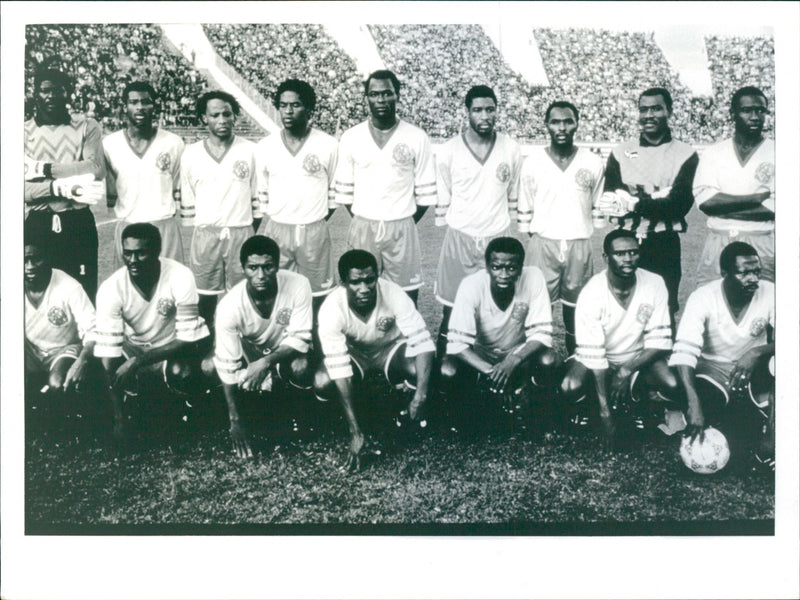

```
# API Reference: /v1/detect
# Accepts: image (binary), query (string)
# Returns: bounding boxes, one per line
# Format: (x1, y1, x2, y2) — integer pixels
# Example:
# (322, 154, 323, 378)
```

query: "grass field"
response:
(24, 200, 775, 531)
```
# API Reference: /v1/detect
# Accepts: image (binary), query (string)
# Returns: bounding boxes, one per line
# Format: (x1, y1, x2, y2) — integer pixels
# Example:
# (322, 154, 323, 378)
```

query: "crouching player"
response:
(442, 237, 558, 425)
(669, 242, 775, 469)
(94, 223, 210, 442)
(561, 230, 677, 447)
(315, 250, 435, 471)
(25, 229, 96, 402)
(213, 236, 314, 458)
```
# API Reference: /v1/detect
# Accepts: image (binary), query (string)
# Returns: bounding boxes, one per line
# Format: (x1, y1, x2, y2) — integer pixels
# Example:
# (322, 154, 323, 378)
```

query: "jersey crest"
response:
(276, 307, 292, 326)
(511, 302, 529, 322)
(155, 152, 172, 172)
(392, 143, 414, 167)
(233, 160, 250, 180)
(574, 168, 594, 190)
(749, 317, 768, 338)
(302, 153, 322, 174)
(636, 303, 654, 324)
(157, 297, 176, 318)
(754, 162, 774, 184)
(496, 162, 511, 183)
(376, 315, 396, 333)
(47, 306, 68, 327)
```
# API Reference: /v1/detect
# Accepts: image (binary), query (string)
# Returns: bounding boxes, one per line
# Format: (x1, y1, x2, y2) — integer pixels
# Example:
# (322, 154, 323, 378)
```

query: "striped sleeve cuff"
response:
(643, 325, 673, 351)
(668, 339, 702, 368)
(405, 328, 435, 357)
(446, 329, 475, 355)
(334, 181, 354, 204)
(324, 351, 353, 380)
(281, 329, 313, 354)
(526, 321, 554, 347)
(176, 305, 210, 342)
(576, 344, 608, 370)
(414, 182, 438, 206)
(327, 188, 337, 209)
(214, 355, 243, 385)
(93, 329, 124, 358)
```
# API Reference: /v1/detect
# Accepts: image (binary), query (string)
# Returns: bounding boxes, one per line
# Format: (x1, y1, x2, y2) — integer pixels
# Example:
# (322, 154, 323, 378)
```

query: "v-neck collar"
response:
(124, 127, 157, 159)
(350, 283, 380, 324)
(462, 131, 496, 166)
(25, 274, 53, 311)
(720, 280, 754, 326)
(246, 279, 279, 320)
(368, 119, 399, 150)
(732, 137, 765, 168)
(128, 263, 162, 303)
(204, 136, 235, 164)
(545, 146, 578, 172)
(607, 271, 638, 311)
(281, 128, 311, 158)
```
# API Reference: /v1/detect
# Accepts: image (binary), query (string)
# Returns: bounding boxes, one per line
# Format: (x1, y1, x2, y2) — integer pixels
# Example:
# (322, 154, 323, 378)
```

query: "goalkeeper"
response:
(601, 88, 698, 334)
(25, 67, 106, 302)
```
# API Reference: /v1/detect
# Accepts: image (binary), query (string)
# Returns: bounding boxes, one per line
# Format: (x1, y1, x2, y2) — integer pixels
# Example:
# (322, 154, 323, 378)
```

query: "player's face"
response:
(204, 98, 236, 140)
(366, 78, 397, 121)
(243, 254, 278, 295)
(605, 238, 640, 279)
(36, 79, 67, 114)
(487, 252, 522, 291)
(24, 244, 49, 284)
(732, 95, 768, 137)
(724, 255, 761, 297)
(638, 94, 670, 138)
(126, 90, 156, 128)
(468, 97, 497, 136)
(122, 237, 159, 279)
(278, 91, 309, 132)
(546, 107, 578, 147)
(344, 267, 378, 310)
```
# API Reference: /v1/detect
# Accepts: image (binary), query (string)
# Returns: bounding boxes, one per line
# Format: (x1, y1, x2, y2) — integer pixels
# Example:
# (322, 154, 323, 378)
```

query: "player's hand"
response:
(229, 420, 253, 459)
(113, 356, 139, 391)
(51, 174, 105, 205)
(408, 390, 427, 421)
(342, 428, 365, 473)
(63, 356, 89, 393)
(599, 411, 616, 450)
(609, 367, 632, 409)
(238, 357, 271, 392)
(650, 186, 672, 200)
(728, 350, 759, 394)
(488, 354, 522, 393)
(598, 190, 638, 217)
(24, 155, 48, 181)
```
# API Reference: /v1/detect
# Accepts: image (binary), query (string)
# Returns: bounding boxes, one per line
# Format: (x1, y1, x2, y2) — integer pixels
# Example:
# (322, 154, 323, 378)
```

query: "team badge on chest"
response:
(636, 303, 654, 324)
(496, 162, 511, 183)
(47, 306, 68, 327)
(157, 297, 176, 318)
(754, 162, 774, 185)
(276, 307, 292, 326)
(749, 317, 767, 338)
(376, 315, 396, 333)
(302, 153, 322, 174)
(392, 143, 413, 167)
(155, 152, 172, 172)
(511, 302, 529, 322)
(574, 168, 593, 190)
(233, 160, 250, 180)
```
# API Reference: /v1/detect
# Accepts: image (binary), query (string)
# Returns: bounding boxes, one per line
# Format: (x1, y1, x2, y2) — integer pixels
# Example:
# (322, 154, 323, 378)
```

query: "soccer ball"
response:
(679, 427, 731, 474)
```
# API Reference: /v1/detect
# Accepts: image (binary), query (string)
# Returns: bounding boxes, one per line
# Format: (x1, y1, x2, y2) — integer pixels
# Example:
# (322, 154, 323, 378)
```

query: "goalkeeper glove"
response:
(24, 156, 51, 181)
(51, 174, 105, 205)
(597, 190, 638, 217)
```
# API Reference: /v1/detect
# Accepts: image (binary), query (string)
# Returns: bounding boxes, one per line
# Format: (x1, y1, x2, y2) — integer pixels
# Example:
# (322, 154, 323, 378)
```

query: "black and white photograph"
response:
(2, 1, 799, 599)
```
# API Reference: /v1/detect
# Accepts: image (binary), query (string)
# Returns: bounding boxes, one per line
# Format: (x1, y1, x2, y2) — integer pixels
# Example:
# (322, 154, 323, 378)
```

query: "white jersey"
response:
(575, 268, 672, 370)
(25, 269, 95, 354)
(213, 272, 314, 385)
(94, 258, 209, 357)
(255, 128, 338, 224)
(318, 278, 435, 380)
(447, 267, 553, 362)
(694, 137, 774, 233)
(434, 132, 522, 237)
(103, 128, 184, 222)
(517, 146, 605, 239)
(669, 279, 774, 372)
(334, 120, 437, 220)
(180, 136, 260, 227)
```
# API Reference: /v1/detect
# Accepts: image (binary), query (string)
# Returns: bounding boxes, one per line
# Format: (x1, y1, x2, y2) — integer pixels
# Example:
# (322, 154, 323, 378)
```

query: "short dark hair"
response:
(485, 237, 525, 264)
(730, 86, 768, 113)
(239, 235, 280, 267)
(545, 100, 579, 122)
(197, 90, 241, 117)
(603, 229, 639, 255)
(338, 249, 378, 282)
(465, 85, 497, 109)
(34, 67, 72, 94)
(122, 81, 158, 104)
(273, 79, 316, 112)
(363, 70, 401, 96)
(121, 222, 162, 256)
(719, 241, 759, 274)
(639, 87, 673, 113)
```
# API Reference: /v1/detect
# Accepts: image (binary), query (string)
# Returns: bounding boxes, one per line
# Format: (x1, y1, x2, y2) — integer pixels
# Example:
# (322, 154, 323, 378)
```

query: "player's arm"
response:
(675, 364, 705, 442)
(325, 140, 339, 221)
(446, 280, 493, 372)
(612, 347, 669, 407)
(179, 152, 196, 226)
(716, 205, 774, 221)
(332, 375, 365, 471)
(517, 157, 534, 234)
(433, 145, 452, 227)
(633, 152, 699, 221)
(103, 148, 119, 210)
(48, 119, 106, 180)
(249, 154, 262, 231)
(63, 285, 97, 391)
(392, 290, 436, 418)
(172, 141, 185, 215)
(221, 382, 252, 458)
(239, 345, 299, 392)
(333, 134, 355, 212)
(728, 341, 775, 392)
(112, 338, 192, 390)
(698, 191, 772, 216)
(412, 133, 437, 222)
(506, 143, 523, 220)
(603, 153, 624, 192)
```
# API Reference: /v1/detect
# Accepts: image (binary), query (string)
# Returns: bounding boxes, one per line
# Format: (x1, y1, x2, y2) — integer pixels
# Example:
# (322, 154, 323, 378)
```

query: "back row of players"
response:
(24, 67, 775, 468)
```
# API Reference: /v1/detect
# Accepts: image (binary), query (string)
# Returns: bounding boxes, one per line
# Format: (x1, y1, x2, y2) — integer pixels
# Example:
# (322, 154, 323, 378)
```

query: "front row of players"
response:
(25, 224, 774, 470)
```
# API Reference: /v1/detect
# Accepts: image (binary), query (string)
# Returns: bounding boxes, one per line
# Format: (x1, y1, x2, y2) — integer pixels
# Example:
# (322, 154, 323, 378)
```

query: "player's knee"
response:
(560, 373, 583, 398)
(439, 356, 459, 385)
(48, 370, 66, 391)
(312, 368, 335, 401)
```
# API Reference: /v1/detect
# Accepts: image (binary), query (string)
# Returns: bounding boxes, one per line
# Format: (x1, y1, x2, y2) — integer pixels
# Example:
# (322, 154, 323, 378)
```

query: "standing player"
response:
(94, 224, 210, 442)
(314, 250, 435, 471)
(561, 230, 676, 447)
(181, 91, 261, 327)
(25, 228, 96, 397)
(601, 88, 698, 332)
(693, 86, 774, 286)
(24, 67, 106, 302)
(334, 70, 437, 305)
(443, 237, 557, 411)
(433, 85, 522, 357)
(254, 79, 338, 314)
(214, 236, 314, 459)
(103, 81, 185, 269)
(670, 242, 774, 467)
(517, 101, 605, 355)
